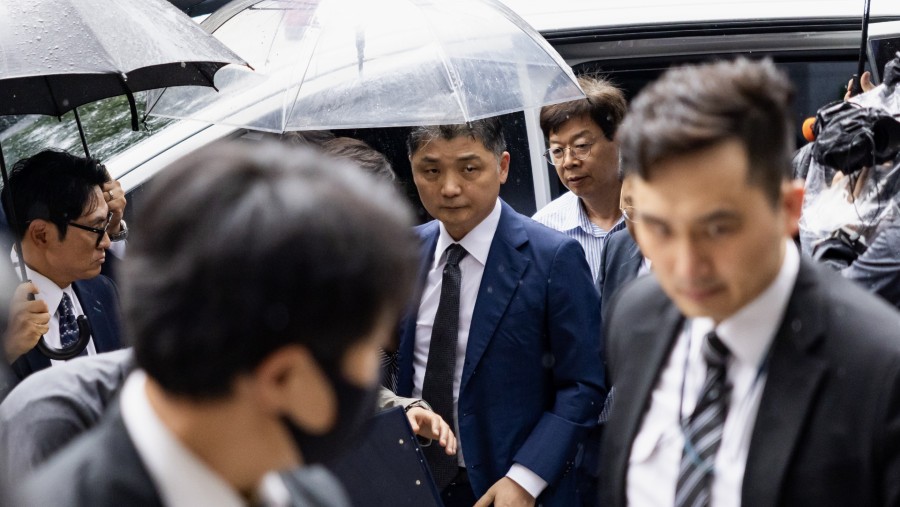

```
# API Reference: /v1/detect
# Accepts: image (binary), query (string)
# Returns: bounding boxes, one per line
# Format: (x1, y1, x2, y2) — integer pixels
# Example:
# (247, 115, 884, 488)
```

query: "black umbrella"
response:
(0, 0, 246, 359)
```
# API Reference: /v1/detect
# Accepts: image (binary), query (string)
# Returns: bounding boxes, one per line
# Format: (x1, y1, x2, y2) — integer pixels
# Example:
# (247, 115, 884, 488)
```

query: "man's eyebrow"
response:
(550, 130, 593, 144)
(456, 154, 482, 162)
(695, 209, 742, 224)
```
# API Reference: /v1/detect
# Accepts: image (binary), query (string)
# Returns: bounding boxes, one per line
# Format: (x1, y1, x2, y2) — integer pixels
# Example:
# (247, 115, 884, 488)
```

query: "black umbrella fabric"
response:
(0, 0, 245, 359)
(0, 0, 245, 122)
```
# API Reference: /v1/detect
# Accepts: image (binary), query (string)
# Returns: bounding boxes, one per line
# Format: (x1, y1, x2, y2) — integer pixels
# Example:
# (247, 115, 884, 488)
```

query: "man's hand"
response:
(406, 406, 457, 455)
(101, 180, 127, 235)
(4, 282, 50, 363)
(473, 477, 535, 507)
(844, 71, 875, 101)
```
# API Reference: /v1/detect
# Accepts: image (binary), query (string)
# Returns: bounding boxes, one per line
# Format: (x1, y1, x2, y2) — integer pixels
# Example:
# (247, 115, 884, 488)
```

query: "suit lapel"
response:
(74, 280, 113, 353)
(460, 203, 529, 394)
(742, 261, 827, 506)
(609, 297, 684, 502)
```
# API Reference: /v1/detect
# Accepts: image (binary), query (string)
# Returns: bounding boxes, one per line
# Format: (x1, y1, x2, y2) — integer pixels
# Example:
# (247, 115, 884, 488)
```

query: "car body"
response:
(91, 0, 900, 223)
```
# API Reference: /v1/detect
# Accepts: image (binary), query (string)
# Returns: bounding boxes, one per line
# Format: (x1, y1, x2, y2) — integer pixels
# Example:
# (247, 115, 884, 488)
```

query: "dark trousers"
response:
(441, 468, 477, 507)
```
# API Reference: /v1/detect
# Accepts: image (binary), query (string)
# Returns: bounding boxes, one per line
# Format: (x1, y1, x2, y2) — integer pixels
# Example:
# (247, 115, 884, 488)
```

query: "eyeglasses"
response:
(543, 142, 595, 166)
(621, 206, 639, 223)
(68, 211, 113, 247)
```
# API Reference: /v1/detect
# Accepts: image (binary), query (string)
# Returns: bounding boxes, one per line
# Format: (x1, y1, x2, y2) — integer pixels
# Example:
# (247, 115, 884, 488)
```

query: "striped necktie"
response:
(675, 331, 732, 507)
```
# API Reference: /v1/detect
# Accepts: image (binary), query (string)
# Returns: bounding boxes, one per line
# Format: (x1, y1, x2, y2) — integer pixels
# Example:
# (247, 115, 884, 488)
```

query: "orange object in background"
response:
(802, 117, 817, 142)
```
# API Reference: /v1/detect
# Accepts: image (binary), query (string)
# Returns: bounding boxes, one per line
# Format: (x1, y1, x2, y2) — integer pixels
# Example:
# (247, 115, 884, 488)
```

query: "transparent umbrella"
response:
(0, 0, 245, 360)
(146, 0, 584, 132)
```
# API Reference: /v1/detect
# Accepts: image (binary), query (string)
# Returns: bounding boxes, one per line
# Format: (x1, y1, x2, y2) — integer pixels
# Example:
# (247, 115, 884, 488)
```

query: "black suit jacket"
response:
(600, 258, 900, 506)
(11, 275, 123, 379)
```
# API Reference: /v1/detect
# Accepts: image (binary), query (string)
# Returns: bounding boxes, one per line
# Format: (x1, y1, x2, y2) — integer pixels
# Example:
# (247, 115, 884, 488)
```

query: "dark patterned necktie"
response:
(58, 293, 79, 348)
(675, 331, 732, 507)
(421, 243, 467, 490)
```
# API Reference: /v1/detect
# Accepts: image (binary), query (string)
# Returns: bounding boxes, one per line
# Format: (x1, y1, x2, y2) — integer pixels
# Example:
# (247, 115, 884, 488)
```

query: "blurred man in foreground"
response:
(20, 141, 420, 506)
(601, 58, 900, 506)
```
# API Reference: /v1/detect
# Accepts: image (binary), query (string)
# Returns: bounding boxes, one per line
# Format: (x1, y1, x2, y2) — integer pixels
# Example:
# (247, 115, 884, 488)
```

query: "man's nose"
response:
(440, 174, 462, 197)
(673, 238, 710, 280)
(562, 147, 580, 167)
(98, 231, 111, 250)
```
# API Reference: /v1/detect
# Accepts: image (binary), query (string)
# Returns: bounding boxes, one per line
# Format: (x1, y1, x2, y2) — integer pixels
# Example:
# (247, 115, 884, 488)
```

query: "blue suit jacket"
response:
(396, 201, 606, 504)
(11, 275, 123, 379)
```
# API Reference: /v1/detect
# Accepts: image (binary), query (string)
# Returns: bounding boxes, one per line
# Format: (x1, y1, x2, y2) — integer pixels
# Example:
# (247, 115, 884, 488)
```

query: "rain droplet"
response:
(180, 62, 187, 68)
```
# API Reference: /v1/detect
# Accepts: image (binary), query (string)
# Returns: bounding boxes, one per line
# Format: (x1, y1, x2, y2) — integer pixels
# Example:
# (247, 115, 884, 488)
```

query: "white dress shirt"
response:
(22, 264, 98, 365)
(120, 370, 291, 507)
(627, 241, 800, 506)
(412, 199, 547, 498)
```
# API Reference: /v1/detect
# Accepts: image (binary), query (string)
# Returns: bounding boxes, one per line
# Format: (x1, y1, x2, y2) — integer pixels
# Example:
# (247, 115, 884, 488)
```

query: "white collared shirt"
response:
(627, 241, 800, 507)
(532, 191, 626, 282)
(120, 370, 291, 507)
(20, 264, 97, 365)
(412, 199, 502, 463)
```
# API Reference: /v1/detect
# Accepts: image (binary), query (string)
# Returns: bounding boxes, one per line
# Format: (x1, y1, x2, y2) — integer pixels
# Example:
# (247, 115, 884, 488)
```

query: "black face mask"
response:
(281, 359, 378, 465)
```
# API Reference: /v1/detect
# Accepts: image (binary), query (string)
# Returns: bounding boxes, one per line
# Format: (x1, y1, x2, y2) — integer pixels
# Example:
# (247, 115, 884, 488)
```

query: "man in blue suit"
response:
(1, 151, 124, 379)
(395, 117, 606, 507)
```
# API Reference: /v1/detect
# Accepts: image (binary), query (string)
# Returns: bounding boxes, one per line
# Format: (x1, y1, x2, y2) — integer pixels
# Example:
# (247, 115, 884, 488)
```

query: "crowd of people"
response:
(1, 56, 899, 507)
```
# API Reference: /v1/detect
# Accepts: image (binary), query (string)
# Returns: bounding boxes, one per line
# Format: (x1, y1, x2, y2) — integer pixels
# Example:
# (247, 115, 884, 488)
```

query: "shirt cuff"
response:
(108, 240, 126, 259)
(506, 464, 548, 500)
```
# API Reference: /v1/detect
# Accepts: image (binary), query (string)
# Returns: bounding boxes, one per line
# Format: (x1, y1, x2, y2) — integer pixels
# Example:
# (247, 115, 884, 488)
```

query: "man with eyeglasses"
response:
(0, 150, 124, 379)
(533, 76, 629, 285)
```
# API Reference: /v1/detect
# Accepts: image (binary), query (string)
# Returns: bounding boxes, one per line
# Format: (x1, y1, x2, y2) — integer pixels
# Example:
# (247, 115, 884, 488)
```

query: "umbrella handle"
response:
(34, 315, 92, 360)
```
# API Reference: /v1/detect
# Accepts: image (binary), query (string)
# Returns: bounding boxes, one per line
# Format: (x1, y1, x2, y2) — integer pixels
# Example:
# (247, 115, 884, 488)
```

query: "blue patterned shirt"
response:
(532, 191, 626, 283)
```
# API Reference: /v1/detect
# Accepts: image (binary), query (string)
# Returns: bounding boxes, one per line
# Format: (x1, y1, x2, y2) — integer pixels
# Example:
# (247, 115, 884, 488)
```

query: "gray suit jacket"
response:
(19, 406, 351, 507)
(0, 349, 133, 485)
(600, 259, 900, 507)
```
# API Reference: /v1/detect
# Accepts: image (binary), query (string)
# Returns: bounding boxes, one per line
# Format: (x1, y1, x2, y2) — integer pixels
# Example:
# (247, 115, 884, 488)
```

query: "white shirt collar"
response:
(120, 370, 254, 507)
(434, 198, 502, 268)
(706, 240, 801, 368)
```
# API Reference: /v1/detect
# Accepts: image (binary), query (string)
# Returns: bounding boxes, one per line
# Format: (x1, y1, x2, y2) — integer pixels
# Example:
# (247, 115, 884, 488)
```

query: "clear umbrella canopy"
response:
(146, 0, 585, 132)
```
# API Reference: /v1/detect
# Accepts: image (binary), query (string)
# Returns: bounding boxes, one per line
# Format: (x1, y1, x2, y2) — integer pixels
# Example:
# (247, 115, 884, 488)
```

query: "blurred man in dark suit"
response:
(19, 141, 420, 506)
(601, 58, 900, 507)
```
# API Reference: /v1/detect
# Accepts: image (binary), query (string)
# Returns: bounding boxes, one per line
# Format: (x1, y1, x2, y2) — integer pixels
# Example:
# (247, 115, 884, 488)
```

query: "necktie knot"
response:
(702, 331, 730, 368)
(445, 243, 467, 268)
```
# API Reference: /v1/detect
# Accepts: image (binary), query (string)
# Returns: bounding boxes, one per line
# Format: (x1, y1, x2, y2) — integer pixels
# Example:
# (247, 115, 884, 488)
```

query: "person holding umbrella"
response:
(1, 150, 125, 378)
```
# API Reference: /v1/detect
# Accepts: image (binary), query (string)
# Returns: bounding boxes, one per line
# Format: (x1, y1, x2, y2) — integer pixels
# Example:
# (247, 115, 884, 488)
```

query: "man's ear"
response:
(781, 179, 804, 238)
(498, 151, 510, 184)
(253, 345, 336, 435)
(26, 220, 51, 247)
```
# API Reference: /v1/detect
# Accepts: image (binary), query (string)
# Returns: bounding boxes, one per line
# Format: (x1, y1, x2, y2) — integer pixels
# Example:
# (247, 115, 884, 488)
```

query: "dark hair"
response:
(406, 117, 507, 158)
(0, 150, 110, 240)
(322, 137, 396, 182)
(618, 58, 794, 204)
(275, 130, 336, 148)
(540, 75, 627, 141)
(127, 141, 419, 399)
